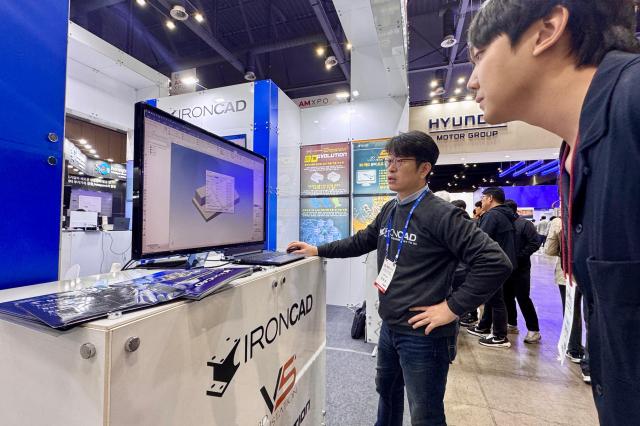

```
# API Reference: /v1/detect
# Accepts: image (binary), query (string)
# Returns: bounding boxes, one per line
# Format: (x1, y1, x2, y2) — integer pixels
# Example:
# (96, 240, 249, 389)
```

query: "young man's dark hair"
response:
(541, 215, 547, 220)
(475, 201, 482, 208)
(482, 187, 506, 204)
(468, 0, 640, 67)
(451, 200, 467, 210)
(385, 131, 440, 171)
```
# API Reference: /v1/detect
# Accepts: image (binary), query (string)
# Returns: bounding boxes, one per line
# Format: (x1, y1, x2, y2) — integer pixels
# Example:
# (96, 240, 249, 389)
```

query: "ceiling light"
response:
(473, 164, 477, 167)
(457, 77, 466, 85)
(89, 149, 97, 154)
(447, 183, 452, 187)
(454, 175, 459, 179)
(461, 175, 466, 179)
(85, 144, 92, 149)
(180, 76, 199, 85)
(194, 12, 204, 23)
(506, 180, 511, 184)
(454, 88, 462, 95)
(336, 92, 350, 99)
(93, 154, 99, 158)
(429, 91, 436, 98)
(325, 56, 338, 69)
(166, 20, 176, 30)
(67, 165, 72, 168)
(505, 155, 511, 158)
(170, 5, 189, 21)
(78, 139, 88, 145)
(107, 158, 114, 163)
(465, 95, 474, 101)
(346, 42, 352, 50)
(434, 87, 445, 96)
(449, 97, 457, 103)
(325, 63, 332, 71)
(490, 178, 495, 183)
(136, 0, 146, 5)
(430, 80, 438, 89)
(244, 70, 256, 81)
(316, 47, 325, 57)
(441, 35, 458, 48)
(431, 99, 440, 105)
(352, 90, 359, 97)
(482, 178, 487, 182)
(79, 172, 84, 175)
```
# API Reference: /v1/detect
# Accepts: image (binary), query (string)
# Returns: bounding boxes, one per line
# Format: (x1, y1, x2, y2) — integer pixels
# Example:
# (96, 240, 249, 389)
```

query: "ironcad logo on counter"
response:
(206, 294, 314, 398)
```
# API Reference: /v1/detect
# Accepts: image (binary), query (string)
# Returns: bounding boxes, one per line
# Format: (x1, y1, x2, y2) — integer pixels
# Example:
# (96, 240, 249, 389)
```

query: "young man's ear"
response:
(420, 162, 433, 181)
(532, 5, 570, 58)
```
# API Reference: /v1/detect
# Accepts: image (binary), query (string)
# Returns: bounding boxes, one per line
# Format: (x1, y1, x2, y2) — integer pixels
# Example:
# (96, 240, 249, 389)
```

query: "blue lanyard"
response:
(384, 189, 428, 263)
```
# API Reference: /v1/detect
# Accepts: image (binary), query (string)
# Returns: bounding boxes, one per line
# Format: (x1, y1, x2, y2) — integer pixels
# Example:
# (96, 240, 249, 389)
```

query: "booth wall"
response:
(301, 97, 408, 306)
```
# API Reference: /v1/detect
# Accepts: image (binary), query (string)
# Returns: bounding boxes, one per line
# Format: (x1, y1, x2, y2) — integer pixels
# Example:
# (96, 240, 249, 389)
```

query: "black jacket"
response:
(478, 204, 518, 269)
(559, 50, 640, 424)
(514, 217, 541, 270)
(317, 192, 513, 337)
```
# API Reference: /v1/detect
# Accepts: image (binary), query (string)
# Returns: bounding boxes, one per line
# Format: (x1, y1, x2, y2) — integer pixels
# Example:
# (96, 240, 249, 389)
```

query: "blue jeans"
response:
(375, 322, 456, 426)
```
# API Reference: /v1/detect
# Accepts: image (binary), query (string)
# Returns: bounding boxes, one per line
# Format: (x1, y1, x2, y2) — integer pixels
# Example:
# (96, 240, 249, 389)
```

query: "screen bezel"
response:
(132, 102, 267, 260)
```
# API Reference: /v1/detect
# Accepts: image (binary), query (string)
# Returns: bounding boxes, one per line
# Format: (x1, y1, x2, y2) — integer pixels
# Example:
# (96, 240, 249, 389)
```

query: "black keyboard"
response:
(235, 251, 305, 266)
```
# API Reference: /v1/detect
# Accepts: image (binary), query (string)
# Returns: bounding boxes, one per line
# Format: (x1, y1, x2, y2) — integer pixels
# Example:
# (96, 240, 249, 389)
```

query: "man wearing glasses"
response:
(288, 131, 512, 425)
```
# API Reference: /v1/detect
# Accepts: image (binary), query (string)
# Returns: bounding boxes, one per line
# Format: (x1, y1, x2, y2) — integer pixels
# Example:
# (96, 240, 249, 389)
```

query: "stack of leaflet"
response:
(0, 267, 252, 329)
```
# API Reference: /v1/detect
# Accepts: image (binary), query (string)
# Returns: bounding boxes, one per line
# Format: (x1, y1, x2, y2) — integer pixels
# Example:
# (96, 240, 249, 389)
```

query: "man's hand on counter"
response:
(286, 241, 318, 257)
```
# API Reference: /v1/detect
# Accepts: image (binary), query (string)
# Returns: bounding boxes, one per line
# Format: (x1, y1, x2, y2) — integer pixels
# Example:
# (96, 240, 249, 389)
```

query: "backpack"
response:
(351, 301, 367, 339)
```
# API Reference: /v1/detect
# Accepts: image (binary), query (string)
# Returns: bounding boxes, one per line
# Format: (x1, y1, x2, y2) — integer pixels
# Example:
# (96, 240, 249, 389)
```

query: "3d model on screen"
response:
(192, 170, 240, 222)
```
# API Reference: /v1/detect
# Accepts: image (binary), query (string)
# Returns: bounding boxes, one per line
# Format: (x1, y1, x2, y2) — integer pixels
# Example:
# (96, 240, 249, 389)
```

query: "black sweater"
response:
(317, 192, 513, 337)
(514, 216, 541, 269)
(478, 205, 518, 269)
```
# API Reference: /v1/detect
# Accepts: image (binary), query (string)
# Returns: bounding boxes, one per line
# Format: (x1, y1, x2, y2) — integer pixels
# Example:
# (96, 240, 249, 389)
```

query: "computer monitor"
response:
(132, 102, 266, 260)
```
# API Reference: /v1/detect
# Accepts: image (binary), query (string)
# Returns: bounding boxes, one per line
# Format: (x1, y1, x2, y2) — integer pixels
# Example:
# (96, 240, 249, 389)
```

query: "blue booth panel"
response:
(0, 0, 69, 289)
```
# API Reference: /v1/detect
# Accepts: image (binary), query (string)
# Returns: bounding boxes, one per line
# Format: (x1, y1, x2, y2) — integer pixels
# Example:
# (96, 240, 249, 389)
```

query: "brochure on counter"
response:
(0, 267, 252, 329)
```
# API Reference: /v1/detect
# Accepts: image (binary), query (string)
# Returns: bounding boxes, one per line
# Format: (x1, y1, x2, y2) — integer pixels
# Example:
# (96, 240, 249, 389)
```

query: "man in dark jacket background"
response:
(503, 199, 542, 344)
(467, 187, 517, 348)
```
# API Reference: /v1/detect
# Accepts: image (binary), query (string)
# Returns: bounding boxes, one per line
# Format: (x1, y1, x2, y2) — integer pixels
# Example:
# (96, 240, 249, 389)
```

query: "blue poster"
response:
(300, 197, 350, 246)
(352, 140, 393, 195)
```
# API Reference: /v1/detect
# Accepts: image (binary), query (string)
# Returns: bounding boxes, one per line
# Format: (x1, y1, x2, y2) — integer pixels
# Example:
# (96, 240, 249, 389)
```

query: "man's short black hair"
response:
(468, 0, 640, 67)
(541, 216, 547, 219)
(475, 201, 483, 208)
(451, 200, 467, 210)
(385, 131, 440, 168)
(504, 199, 518, 214)
(482, 187, 506, 204)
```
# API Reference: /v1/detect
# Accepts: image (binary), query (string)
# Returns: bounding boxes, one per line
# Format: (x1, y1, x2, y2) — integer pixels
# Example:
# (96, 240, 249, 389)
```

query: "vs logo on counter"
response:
(260, 354, 297, 414)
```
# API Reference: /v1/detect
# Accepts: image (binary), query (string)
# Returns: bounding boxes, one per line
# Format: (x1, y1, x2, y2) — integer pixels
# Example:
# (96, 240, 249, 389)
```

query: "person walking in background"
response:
(473, 201, 484, 220)
(536, 216, 550, 245)
(546, 216, 589, 379)
(467, 187, 518, 348)
(451, 199, 479, 327)
(503, 200, 543, 343)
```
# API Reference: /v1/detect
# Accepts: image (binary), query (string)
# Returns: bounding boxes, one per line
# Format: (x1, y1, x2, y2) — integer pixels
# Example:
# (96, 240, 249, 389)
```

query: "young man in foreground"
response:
(288, 131, 512, 425)
(467, 1, 640, 423)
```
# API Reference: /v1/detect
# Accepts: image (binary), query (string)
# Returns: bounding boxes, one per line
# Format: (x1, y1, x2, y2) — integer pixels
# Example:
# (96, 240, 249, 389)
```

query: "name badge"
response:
(374, 259, 397, 294)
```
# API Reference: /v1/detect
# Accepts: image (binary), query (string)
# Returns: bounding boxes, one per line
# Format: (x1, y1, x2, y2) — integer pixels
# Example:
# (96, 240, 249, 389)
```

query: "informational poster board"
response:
(352, 139, 393, 195)
(300, 142, 350, 196)
(78, 195, 102, 213)
(352, 195, 395, 233)
(299, 197, 350, 246)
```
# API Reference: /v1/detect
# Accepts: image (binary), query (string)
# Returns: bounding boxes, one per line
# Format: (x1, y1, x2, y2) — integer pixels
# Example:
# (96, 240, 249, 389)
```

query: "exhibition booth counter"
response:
(0, 258, 325, 426)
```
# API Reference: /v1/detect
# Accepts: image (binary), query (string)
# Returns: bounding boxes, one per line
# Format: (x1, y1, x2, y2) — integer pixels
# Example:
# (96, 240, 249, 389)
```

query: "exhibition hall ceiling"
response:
(69, 0, 350, 99)
(70, 1, 640, 103)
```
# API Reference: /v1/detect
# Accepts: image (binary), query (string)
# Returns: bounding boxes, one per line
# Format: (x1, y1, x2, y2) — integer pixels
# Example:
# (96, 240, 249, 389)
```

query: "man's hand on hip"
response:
(408, 301, 458, 335)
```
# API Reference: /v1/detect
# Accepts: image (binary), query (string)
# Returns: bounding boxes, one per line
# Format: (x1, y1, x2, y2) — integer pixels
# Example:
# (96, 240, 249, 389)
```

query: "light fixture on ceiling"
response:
(325, 63, 332, 71)
(352, 90, 359, 98)
(78, 139, 88, 145)
(434, 87, 446, 96)
(93, 155, 100, 159)
(429, 91, 436, 98)
(325, 56, 338, 69)
(449, 97, 457, 103)
(194, 12, 204, 23)
(136, 0, 146, 6)
(85, 144, 92, 150)
(506, 180, 511, 184)
(166, 20, 176, 30)
(316, 46, 325, 57)
(79, 172, 84, 175)
(465, 95, 474, 101)
(457, 77, 466, 85)
(490, 178, 495, 183)
(181, 76, 199, 85)
(431, 99, 440, 105)
(336, 92, 350, 99)
(170, 5, 189, 21)
(89, 149, 97, 154)
(505, 155, 511, 158)
(67, 165, 72, 168)
(454, 88, 462, 95)
(346, 42, 352, 50)
(440, 34, 457, 48)
(244, 70, 256, 81)
(430, 80, 438, 89)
